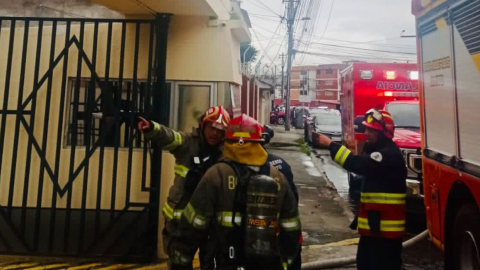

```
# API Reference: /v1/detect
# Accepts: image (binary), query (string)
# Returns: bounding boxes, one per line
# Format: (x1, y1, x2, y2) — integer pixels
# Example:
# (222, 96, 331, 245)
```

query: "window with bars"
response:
(65, 79, 155, 149)
(326, 69, 333, 74)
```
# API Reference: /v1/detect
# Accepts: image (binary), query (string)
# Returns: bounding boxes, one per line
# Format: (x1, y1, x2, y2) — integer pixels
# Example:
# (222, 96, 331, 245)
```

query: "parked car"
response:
(307, 113, 342, 147)
(304, 109, 340, 144)
(270, 110, 286, 125)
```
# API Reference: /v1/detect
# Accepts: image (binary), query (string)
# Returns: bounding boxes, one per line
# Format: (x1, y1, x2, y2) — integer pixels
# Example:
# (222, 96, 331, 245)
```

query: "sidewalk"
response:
(266, 126, 358, 269)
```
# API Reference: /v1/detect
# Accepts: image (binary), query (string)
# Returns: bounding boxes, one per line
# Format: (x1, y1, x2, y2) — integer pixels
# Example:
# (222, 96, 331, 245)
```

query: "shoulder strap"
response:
(218, 161, 249, 227)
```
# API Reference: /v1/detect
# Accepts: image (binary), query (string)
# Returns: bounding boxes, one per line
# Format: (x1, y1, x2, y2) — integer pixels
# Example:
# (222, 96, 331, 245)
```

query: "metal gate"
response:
(0, 15, 170, 260)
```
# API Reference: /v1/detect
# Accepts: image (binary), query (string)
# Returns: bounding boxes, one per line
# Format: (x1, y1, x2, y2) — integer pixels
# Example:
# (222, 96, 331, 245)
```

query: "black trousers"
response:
(356, 236, 403, 270)
(289, 248, 302, 270)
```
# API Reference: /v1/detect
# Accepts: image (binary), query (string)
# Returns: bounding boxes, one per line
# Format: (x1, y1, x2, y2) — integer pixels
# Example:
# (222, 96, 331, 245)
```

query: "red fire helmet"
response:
(201, 106, 230, 130)
(225, 114, 265, 143)
(362, 109, 395, 139)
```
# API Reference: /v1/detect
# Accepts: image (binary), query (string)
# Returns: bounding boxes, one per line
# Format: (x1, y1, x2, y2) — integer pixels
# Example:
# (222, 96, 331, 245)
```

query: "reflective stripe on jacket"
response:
(328, 140, 407, 239)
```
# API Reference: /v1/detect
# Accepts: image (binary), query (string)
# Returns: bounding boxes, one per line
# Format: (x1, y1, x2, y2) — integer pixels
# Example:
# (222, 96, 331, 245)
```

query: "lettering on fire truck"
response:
(376, 81, 418, 91)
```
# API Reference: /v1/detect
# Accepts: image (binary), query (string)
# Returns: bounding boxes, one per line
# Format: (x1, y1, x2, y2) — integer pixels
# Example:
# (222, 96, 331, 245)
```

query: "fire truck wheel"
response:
(277, 117, 285, 125)
(453, 204, 480, 270)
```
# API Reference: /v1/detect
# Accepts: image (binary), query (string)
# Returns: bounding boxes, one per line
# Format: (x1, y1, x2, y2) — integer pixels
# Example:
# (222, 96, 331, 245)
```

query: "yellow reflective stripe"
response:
(233, 132, 251, 138)
(173, 209, 183, 220)
(174, 164, 189, 178)
(360, 193, 406, 204)
(172, 250, 193, 266)
(334, 146, 351, 166)
(152, 122, 161, 132)
(357, 217, 406, 232)
(163, 202, 184, 221)
(163, 203, 174, 220)
(283, 262, 287, 270)
(280, 216, 301, 231)
(163, 130, 183, 151)
(183, 203, 207, 229)
(217, 211, 242, 227)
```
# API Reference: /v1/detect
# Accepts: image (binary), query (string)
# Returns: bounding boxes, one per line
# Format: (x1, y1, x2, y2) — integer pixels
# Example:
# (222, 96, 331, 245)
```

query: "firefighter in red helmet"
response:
(317, 109, 407, 270)
(170, 114, 301, 270)
(138, 106, 230, 269)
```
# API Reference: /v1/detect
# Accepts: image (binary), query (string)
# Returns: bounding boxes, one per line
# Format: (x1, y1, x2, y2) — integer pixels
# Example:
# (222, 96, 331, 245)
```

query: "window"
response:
(300, 90, 308, 95)
(317, 70, 321, 75)
(301, 70, 307, 75)
(65, 79, 152, 148)
(325, 80, 334, 86)
(175, 83, 212, 132)
(325, 91, 334, 97)
(218, 82, 241, 118)
(326, 69, 333, 74)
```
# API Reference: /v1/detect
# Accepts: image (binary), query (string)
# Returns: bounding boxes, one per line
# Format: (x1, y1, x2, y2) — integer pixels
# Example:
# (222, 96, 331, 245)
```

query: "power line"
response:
(295, 50, 417, 62)
(250, 15, 283, 22)
(245, 0, 281, 16)
(251, 0, 282, 17)
(299, 40, 417, 55)
(248, 12, 282, 18)
(317, 0, 334, 41)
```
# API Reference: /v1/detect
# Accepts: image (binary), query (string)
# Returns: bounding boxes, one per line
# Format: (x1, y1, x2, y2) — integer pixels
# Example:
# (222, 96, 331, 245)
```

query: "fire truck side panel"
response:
(420, 17, 456, 156)
(452, 19, 480, 166)
(415, 0, 480, 253)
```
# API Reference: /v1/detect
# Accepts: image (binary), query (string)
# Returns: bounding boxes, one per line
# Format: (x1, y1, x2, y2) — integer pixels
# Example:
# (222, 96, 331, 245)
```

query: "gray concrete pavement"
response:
(266, 126, 358, 268)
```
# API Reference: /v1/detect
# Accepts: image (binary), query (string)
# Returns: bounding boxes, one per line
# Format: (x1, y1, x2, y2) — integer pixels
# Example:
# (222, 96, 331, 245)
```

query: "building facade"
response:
(283, 64, 347, 109)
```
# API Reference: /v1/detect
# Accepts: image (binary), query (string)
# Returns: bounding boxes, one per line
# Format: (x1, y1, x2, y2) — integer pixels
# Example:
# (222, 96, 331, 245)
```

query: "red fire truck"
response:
(413, 0, 480, 268)
(340, 63, 424, 214)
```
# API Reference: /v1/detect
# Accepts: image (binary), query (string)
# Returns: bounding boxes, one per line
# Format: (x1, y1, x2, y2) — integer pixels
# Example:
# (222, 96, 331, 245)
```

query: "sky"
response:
(240, 0, 418, 70)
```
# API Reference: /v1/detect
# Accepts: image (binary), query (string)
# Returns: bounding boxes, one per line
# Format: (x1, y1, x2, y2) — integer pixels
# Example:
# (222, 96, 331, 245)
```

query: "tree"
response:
(240, 42, 259, 63)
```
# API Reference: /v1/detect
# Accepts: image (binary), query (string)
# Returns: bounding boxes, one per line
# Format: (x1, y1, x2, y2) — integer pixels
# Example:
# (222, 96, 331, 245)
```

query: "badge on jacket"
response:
(370, 152, 383, 162)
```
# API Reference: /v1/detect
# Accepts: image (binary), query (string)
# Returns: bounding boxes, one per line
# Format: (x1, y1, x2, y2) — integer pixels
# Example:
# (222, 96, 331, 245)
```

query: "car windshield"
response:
(386, 103, 420, 129)
(315, 115, 341, 126)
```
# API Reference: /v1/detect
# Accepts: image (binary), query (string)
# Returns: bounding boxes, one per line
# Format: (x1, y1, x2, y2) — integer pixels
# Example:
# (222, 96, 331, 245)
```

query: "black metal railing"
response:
(0, 15, 170, 260)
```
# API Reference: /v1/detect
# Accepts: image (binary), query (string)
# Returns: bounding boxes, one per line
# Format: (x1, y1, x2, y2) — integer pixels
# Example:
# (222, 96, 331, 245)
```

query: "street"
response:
(267, 126, 444, 269)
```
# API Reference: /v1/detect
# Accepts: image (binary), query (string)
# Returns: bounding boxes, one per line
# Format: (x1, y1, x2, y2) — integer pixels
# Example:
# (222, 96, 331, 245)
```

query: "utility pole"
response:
(284, 0, 295, 131)
(280, 53, 286, 105)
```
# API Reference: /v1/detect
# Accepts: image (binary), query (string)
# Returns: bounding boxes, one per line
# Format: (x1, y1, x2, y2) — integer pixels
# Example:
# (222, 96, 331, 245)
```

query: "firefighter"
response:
(317, 109, 407, 270)
(262, 125, 301, 270)
(138, 106, 230, 268)
(170, 114, 301, 270)
(262, 125, 298, 203)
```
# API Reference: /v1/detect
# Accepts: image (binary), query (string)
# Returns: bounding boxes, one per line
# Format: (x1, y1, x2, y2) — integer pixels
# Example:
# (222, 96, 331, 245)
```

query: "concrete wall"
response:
(0, 0, 123, 19)
(166, 15, 243, 85)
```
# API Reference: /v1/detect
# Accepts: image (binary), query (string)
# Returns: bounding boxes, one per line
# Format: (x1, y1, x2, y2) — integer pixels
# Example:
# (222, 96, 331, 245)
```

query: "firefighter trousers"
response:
(356, 235, 402, 270)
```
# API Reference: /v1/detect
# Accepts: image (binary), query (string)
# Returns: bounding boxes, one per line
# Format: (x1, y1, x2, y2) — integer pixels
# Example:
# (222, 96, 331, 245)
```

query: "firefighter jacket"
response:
(328, 139, 407, 239)
(170, 162, 301, 270)
(144, 122, 222, 243)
